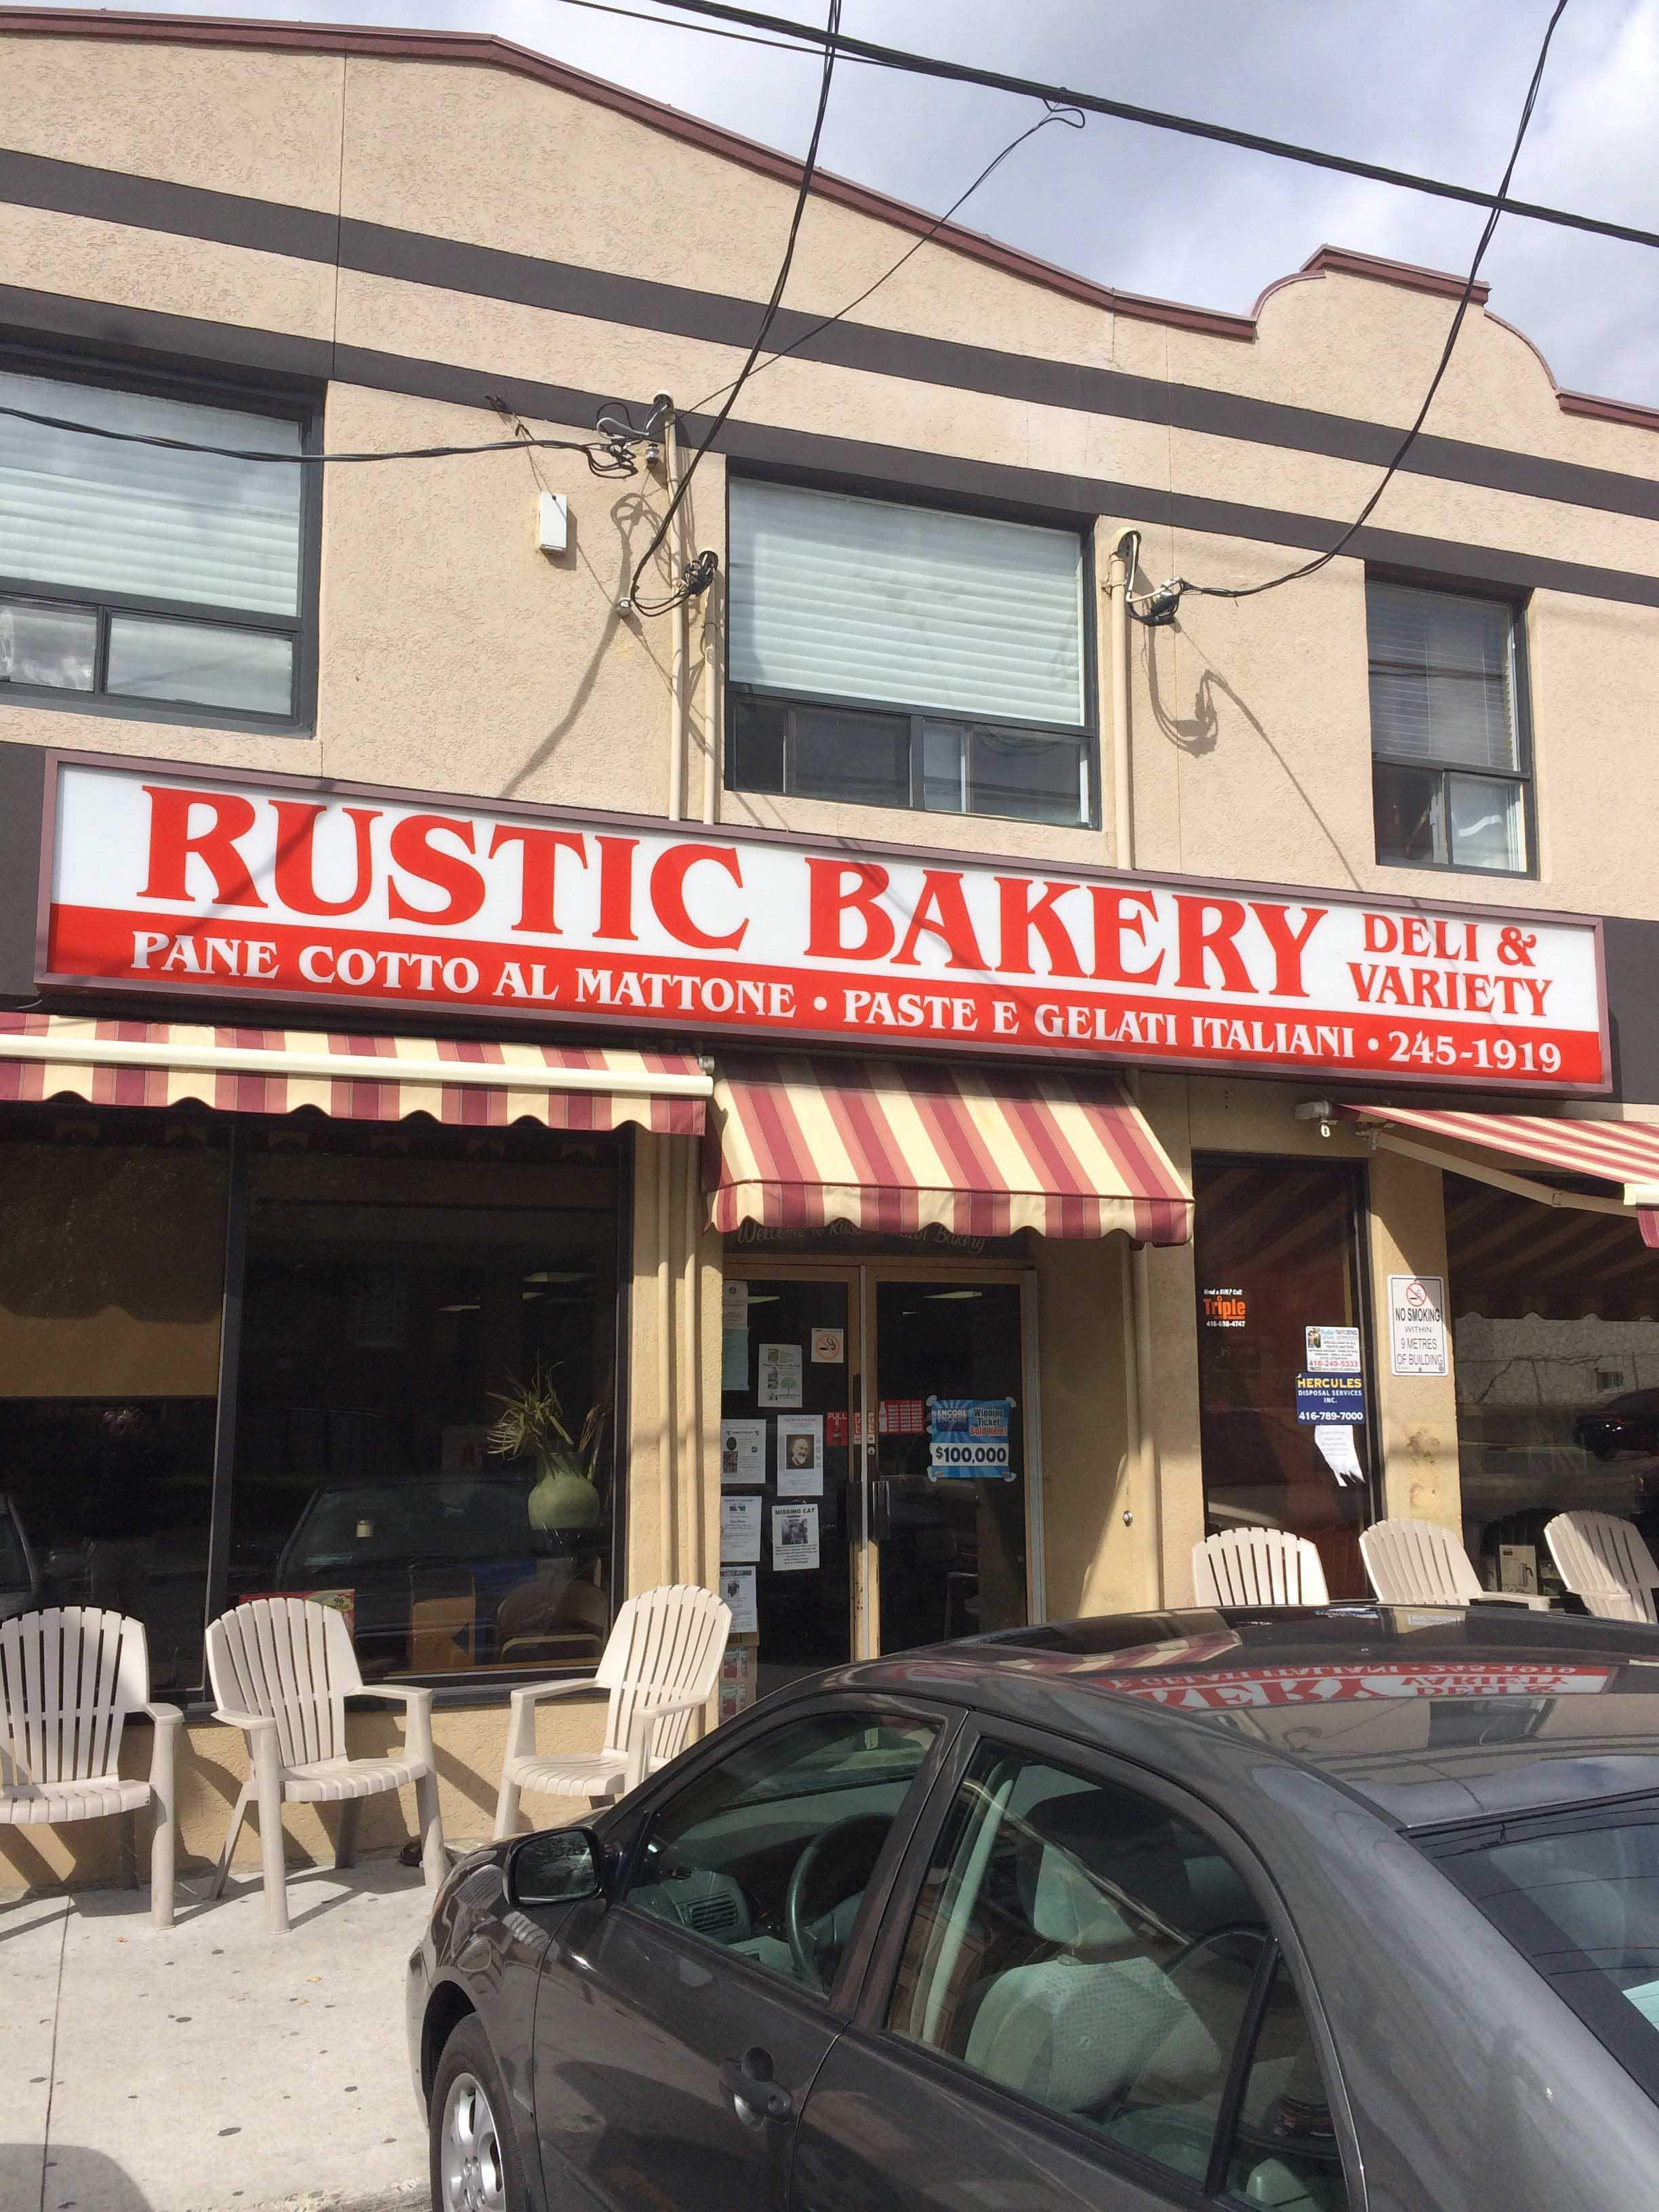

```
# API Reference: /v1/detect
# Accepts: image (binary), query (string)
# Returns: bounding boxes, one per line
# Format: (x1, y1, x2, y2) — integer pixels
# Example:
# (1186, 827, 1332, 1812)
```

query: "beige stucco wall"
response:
(2, 28, 1658, 922)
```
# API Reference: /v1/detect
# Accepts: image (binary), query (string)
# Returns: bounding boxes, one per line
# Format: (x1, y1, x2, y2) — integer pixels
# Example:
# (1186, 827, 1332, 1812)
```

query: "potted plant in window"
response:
(487, 1366, 604, 1534)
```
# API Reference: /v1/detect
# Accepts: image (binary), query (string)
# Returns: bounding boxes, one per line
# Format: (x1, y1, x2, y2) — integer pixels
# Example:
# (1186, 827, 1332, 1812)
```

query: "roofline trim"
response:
(5, 9, 1659, 433)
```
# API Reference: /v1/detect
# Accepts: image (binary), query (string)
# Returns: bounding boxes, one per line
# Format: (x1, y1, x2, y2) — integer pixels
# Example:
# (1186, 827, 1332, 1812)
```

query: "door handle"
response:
(721, 2047, 794, 2125)
(869, 1477, 893, 1543)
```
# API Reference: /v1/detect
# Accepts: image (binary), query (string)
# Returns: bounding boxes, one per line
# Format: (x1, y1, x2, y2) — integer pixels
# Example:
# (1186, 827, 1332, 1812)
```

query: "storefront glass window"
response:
(0, 1125, 228, 1690)
(1446, 1172, 1659, 1595)
(1193, 1158, 1372, 1599)
(230, 1146, 621, 1680)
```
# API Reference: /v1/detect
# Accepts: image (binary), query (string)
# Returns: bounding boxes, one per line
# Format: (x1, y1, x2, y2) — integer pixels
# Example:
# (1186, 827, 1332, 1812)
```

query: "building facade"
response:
(4, 9, 1659, 1887)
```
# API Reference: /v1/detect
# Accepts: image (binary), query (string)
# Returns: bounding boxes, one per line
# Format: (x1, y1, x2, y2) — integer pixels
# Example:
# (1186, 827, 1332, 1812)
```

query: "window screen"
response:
(0, 367, 306, 720)
(726, 481, 1089, 824)
(1366, 579, 1529, 874)
(728, 480, 1084, 726)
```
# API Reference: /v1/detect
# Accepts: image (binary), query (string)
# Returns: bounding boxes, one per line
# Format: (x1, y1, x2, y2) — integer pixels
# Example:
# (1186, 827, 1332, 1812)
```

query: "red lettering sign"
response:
(43, 762, 1609, 1090)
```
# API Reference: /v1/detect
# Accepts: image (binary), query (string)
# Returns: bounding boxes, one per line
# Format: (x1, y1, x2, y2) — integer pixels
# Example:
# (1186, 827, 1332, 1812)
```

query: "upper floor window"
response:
(0, 365, 310, 724)
(1367, 578, 1530, 875)
(727, 479, 1091, 827)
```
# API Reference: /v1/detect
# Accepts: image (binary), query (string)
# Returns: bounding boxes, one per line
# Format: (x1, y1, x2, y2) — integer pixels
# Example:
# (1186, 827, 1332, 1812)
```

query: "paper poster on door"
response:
(719, 1563, 758, 1633)
(926, 1398, 1015, 1479)
(1314, 1425, 1365, 1486)
(1304, 1324, 1361, 1375)
(720, 1495, 762, 1563)
(720, 1418, 765, 1486)
(811, 1327, 844, 1364)
(758, 1343, 803, 1408)
(775, 1414, 824, 1496)
(772, 1502, 820, 1570)
(1295, 1374, 1365, 1425)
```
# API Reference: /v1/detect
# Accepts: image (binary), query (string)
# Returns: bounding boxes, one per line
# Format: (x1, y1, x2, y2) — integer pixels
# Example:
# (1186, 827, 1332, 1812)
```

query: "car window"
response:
(886, 1740, 1346, 2207)
(1222, 1961, 1347, 2211)
(623, 1706, 939, 1997)
(1425, 1801, 1659, 2108)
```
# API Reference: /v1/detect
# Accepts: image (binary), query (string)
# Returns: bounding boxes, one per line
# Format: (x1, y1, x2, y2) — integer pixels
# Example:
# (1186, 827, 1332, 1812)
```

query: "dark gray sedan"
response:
(407, 1606, 1659, 2212)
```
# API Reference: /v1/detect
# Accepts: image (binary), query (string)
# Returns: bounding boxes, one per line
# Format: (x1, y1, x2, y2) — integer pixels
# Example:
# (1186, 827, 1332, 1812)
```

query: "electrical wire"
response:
(643, 0, 1659, 255)
(680, 100, 1085, 421)
(0, 401, 643, 473)
(549, 0, 825, 56)
(1161, 0, 1570, 609)
(622, 0, 842, 617)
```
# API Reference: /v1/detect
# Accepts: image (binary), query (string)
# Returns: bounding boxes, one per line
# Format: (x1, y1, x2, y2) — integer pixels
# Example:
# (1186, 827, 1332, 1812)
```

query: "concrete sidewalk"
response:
(1, 1860, 436, 2212)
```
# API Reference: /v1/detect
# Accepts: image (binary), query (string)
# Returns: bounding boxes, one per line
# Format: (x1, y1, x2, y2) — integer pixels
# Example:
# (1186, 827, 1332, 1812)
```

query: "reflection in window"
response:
(0, 1131, 226, 1689)
(1448, 1172, 1659, 1595)
(230, 1163, 620, 1679)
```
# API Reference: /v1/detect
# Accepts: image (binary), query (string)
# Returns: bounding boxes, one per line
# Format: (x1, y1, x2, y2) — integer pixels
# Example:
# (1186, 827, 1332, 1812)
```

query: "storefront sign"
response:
(927, 1397, 1015, 1479)
(43, 760, 1610, 1088)
(1294, 1373, 1364, 1425)
(1387, 1274, 1450, 1376)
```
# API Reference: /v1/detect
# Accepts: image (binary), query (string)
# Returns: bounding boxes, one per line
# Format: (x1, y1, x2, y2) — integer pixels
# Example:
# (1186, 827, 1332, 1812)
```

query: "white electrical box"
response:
(537, 492, 568, 554)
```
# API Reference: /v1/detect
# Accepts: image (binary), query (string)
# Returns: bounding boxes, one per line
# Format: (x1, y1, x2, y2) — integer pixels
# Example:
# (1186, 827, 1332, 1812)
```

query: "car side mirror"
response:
(508, 1826, 605, 1908)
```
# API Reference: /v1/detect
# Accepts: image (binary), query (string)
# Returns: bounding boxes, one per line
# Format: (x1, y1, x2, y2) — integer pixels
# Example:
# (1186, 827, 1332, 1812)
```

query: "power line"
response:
(550, 0, 823, 55)
(621, 0, 842, 616)
(682, 101, 1086, 420)
(1164, 0, 1570, 608)
(644, 0, 1659, 255)
(0, 402, 642, 473)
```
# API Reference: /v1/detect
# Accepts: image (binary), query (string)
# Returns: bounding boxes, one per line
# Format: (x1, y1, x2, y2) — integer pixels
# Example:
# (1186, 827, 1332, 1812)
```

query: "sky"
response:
(72, 0, 1659, 410)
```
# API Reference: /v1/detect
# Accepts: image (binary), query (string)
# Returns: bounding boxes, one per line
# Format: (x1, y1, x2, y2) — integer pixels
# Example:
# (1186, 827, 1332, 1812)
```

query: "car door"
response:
(531, 1695, 954, 2212)
(789, 1721, 1358, 2212)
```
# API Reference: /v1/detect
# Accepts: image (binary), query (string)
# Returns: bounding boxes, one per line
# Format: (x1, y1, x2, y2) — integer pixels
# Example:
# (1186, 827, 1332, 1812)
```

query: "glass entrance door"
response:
(719, 1273, 859, 1698)
(869, 1277, 1029, 1652)
(720, 1265, 1032, 1687)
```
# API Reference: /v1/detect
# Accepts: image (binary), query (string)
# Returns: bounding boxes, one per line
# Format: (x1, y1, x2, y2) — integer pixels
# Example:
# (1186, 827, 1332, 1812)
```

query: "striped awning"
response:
(705, 1053, 1191, 1243)
(0, 1013, 711, 1134)
(1347, 1103, 1659, 1248)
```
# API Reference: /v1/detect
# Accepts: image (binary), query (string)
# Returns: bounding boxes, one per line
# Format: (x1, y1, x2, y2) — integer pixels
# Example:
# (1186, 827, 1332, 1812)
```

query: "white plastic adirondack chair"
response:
(0, 1608, 179, 1928)
(1362, 1517, 1551, 1610)
(494, 1583, 731, 1841)
(1192, 1528, 1329, 1607)
(1545, 1512, 1659, 1624)
(206, 1597, 445, 1933)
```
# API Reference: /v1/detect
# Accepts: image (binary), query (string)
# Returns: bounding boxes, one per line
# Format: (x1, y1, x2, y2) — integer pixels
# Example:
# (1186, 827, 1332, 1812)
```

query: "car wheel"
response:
(430, 2015, 526, 2212)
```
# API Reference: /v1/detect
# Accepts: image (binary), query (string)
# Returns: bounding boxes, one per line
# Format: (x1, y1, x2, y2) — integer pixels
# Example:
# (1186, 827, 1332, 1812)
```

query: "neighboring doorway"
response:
(719, 1263, 1038, 1693)
(1191, 1156, 1375, 1599)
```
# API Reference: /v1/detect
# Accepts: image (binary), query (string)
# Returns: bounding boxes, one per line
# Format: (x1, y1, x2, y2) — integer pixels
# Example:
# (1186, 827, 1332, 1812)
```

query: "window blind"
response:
(0, 371, 303, 617)
(729, 480, 1084, 727)
(1366, 580, 1517, 773)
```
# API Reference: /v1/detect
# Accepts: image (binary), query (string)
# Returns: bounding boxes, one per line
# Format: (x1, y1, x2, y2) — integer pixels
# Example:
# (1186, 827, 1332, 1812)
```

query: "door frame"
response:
(724, 1256, 1046, 1658)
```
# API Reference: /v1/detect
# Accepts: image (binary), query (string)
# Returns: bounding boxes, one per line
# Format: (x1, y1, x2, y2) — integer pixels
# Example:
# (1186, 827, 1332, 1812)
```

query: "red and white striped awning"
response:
(0, 1014, 710, 1134)
(1347, 1103, 1659, 1247)
(705, 1053, 1191, 1243)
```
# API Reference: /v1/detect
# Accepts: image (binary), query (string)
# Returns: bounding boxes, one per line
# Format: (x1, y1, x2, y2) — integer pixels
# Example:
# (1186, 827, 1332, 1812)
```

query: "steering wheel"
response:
(784, 1814, 893, 1990)
(1163, 1921, 1269, 1978)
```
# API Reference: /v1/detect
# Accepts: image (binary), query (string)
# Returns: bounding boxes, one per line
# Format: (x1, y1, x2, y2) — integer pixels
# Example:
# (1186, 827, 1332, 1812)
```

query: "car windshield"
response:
(283, 1479, 535, 1572)
(1424, 1798, 1659, 2101)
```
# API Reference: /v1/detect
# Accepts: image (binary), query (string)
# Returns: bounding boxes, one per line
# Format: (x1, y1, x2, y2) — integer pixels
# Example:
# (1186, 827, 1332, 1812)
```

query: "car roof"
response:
(834, 1605, 1659, 1830)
